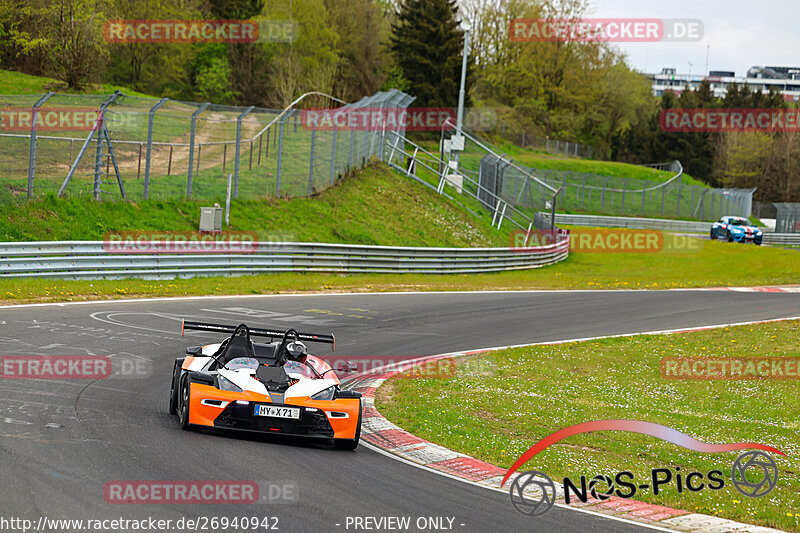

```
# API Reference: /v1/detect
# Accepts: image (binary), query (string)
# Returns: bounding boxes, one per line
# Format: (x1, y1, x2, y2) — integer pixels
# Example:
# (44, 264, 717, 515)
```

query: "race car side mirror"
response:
(186, 346, 203, 356)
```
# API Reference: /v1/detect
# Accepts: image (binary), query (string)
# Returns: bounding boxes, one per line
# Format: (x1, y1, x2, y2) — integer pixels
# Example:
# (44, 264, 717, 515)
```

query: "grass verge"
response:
(376, 320, 800, 531)
(1, 238, 798, 305)
(0, 163, 508, 246)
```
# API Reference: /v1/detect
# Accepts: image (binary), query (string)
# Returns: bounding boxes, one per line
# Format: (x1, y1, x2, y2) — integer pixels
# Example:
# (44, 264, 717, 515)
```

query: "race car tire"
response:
(727, 230, 733, 242)
(334, 401, 362, 450)
(710, 229, 715, 240)
(169, 358, 184, 415)
(178, 375, 194, 430)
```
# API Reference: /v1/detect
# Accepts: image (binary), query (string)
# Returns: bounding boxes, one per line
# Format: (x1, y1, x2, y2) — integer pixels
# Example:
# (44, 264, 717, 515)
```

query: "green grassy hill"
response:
(1, 162, 510, 246)
(0, 69, 151, 97)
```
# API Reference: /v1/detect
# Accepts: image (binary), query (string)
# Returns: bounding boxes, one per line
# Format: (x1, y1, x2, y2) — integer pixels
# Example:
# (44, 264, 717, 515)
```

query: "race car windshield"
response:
(730, 218, 747, 226)
(284, 360, 320, 380)
(226, 357, 260, 371)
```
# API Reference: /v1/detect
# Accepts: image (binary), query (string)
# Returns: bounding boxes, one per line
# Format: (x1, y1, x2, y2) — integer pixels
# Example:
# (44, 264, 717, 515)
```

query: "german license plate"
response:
(254, 405, 300, 419)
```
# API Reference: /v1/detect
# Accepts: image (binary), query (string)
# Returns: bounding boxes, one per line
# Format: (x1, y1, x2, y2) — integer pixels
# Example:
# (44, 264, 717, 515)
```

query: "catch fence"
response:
(0, 89, 414, 203)
(445, 123, 755, 222)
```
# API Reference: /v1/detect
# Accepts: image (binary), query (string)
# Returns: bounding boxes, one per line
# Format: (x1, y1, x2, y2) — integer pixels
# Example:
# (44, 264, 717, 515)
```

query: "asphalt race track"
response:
(0, 290, 798, 533)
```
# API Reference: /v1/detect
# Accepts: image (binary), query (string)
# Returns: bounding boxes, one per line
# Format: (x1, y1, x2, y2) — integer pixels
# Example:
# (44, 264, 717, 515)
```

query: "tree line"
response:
(1, 0, 796, 201)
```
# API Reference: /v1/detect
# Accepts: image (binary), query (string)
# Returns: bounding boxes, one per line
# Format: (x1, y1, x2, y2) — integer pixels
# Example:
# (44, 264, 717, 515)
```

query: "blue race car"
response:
(710, 216, 763, 245)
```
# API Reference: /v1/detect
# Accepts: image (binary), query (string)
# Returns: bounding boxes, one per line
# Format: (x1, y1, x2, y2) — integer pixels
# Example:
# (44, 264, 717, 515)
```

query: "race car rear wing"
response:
(181, 320, 335, 350)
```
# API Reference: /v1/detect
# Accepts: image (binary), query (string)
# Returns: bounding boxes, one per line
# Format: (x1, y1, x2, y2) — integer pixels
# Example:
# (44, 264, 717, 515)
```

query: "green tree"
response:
(389, 0, 468, 107)
(325, 0, 386, 101)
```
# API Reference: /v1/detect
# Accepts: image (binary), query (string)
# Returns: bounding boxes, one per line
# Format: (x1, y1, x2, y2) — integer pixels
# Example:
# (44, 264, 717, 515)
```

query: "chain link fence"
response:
(498, 162, 755, 221)
(437, 122, 755, 222)
(489, 119, 594, 158)
(0, 89, 413, 203)
(774, 203, 800, 233)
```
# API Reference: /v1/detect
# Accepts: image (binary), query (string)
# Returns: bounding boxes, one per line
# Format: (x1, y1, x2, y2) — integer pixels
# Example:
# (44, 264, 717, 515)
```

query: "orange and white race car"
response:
(169, 321, 362, 450)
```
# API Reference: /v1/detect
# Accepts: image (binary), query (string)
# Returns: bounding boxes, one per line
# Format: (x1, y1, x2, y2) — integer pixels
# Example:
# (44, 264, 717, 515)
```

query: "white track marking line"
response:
(357, 315, 800, 533)
(1, 286, 797, 310)
(360, 441, 677, 532)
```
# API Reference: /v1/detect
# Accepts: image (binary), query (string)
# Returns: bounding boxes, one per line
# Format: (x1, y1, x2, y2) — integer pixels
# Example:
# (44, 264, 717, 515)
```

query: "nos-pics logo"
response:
(503, 420, 783, 517)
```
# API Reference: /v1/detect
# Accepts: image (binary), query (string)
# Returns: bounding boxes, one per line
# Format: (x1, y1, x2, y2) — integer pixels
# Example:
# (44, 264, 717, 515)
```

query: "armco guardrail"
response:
(545, 213, 711, 233)
(763, 233, 800, 246)
(545, 213, 800, 245)
(0, 239, 569, 280)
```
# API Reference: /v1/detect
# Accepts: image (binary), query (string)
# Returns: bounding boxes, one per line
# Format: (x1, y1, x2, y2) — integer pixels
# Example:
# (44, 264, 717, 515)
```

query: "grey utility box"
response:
(199, 206, 223, 232)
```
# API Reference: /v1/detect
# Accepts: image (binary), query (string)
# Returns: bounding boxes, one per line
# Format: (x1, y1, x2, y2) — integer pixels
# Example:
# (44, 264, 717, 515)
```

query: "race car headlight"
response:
(311, 386, 336, 401)
(217, 375, 243, 392)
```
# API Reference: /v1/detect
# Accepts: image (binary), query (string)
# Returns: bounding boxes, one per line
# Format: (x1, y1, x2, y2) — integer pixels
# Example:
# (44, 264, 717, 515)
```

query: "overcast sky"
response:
(586, 0, 799, 76)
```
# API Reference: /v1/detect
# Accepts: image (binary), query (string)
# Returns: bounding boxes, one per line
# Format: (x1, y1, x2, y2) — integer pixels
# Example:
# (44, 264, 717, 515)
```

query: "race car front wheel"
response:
(334, 401, 362, 450)
(710, 229, 715, 240)
(178, 375, 192, 430)
(727, 231, 734, 242)
(169, 359, 184, 415)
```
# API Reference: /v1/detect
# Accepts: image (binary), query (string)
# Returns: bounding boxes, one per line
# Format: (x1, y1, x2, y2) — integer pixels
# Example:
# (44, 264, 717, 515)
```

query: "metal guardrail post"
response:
(27, 91, 54, 199)
(307, 122, 317, 195)
(275, 115, 286, 196)
(144, 97, 168, 200)
(187, 102, 209, 198)
(234, 106, 254, 198)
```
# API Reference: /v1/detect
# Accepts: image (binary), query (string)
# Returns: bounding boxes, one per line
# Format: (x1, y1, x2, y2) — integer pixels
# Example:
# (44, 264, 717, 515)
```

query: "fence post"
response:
(580, 175, 587, 209)
(708, 191, 716, 219)
(600, 177, 609, 211)
(222, 144, 227, 174)
(60, 91, 120, 200)
(187, 102, 209, 198)
(167, 146, 173, 175)
(641, 182, 648, 215)
(93, 115, 105, 201)
(349, 126, 355, 169)
(330, 126, 338, 185)
(676, 182, 683, 216)
(621, 179, 627, 215)
(276, 116, 285, 196)
(26, 92, 54, 199)
(234, 106, 254, 198)
(258, 134, 263, 166)
(307, 122, 317, 195)
(143, 97, 168, 200)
